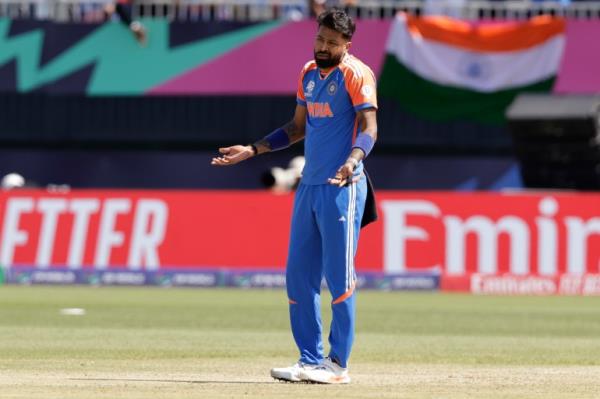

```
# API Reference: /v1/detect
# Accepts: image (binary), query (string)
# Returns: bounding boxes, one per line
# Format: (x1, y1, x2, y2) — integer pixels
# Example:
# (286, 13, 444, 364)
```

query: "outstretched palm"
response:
(211, 145, 254, 166)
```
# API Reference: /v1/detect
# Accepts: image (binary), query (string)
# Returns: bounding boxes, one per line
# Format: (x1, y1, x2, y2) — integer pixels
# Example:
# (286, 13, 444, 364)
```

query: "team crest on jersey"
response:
(305, 80, 315, 97)
(327, 81, 338, 96)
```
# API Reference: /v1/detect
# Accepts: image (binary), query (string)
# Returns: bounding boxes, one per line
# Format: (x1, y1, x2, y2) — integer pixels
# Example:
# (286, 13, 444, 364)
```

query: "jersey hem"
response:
(354, 103, 377, 111)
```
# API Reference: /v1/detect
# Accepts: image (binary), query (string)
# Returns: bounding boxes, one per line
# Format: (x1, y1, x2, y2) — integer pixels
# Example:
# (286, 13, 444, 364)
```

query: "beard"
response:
(314, 51, 343, 69)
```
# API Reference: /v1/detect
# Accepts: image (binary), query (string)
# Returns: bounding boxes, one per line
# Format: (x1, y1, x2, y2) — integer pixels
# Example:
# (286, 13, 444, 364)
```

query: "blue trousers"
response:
(286, 177, 366, 368)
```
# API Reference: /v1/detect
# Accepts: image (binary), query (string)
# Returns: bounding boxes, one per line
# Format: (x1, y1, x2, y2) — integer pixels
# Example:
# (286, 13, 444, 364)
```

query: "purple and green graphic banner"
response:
(149, 19, 390, 94)
(0, 16, 598, 118)
(0, 18, 390, 95)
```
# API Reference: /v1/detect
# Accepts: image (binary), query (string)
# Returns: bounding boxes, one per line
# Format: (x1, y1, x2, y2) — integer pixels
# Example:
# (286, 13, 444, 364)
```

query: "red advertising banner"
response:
(0, 190, 598, 276)
(442, 274, 600, 295)
(0, 190, 293, 270)
(376, 192, 599, 276)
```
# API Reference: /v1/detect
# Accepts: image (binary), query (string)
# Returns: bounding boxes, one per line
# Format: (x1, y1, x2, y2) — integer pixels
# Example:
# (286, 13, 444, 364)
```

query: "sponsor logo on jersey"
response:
(307, 101, 334, 118)
(305, 80, 315, 97)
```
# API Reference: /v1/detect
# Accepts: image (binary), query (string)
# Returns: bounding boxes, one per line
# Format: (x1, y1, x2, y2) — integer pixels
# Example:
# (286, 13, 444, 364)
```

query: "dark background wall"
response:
(0, 94, 511, 154)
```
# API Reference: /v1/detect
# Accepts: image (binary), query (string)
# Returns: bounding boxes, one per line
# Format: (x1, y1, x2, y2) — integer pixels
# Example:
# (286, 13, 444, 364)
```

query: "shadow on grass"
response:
(69, 377, 283, 384)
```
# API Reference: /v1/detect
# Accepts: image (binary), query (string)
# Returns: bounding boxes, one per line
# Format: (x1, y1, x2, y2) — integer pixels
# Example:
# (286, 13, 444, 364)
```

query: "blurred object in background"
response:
(46, 184, 71, 193)
(308, 0, 325, 17)
(1, 173, 25, 190)
(0, 172, 69, 191)
(104, 0, 147, 45)
(261, 156, 305, 193)
(424, 0, 467, 18)
(507, 94, 600, 191)
(309, 0, 356, 17)
(0, 172, 71, 193)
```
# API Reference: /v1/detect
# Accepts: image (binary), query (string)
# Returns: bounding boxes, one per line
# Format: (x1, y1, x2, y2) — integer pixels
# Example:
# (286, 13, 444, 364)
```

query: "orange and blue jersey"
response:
(296, 54, 378, 185)
(286, 54, 377, 368)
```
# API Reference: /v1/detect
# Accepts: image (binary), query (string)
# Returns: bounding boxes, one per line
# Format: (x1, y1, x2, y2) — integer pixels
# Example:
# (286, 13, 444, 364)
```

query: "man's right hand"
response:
(211, 145, 256, 166)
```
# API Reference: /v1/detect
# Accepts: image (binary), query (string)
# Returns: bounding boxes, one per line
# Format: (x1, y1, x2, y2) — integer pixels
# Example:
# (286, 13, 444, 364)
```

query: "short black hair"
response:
(317, 8, 356, 40)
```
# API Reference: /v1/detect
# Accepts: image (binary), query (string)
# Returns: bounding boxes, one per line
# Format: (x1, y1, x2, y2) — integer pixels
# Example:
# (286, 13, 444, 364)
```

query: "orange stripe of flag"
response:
(404, 13, 565, 53)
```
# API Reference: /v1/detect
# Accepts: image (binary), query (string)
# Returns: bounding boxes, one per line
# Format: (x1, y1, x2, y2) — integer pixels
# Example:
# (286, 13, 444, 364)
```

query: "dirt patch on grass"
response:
(1, 360, 599, 399)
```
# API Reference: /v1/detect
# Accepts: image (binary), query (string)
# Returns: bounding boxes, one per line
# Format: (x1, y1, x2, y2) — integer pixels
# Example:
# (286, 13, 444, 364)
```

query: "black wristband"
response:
(249, 144, 258, 156)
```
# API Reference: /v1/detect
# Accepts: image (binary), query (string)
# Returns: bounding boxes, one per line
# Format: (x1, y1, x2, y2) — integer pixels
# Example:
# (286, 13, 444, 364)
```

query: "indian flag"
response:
(378, 13, 566, 124)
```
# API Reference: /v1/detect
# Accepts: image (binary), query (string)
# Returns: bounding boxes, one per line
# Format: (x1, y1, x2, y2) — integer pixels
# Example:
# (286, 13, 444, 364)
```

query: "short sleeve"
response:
(343, 63, 378, 112)
(296, 69, 306, 106)
(296, 61, 315, 107)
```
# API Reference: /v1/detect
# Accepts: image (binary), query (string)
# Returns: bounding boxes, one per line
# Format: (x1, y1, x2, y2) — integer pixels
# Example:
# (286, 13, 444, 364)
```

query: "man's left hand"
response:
(328, 159, 359, 187)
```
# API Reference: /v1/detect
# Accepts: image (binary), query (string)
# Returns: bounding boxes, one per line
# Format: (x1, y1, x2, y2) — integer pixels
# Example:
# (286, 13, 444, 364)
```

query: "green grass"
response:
(1, 286, 600, 398)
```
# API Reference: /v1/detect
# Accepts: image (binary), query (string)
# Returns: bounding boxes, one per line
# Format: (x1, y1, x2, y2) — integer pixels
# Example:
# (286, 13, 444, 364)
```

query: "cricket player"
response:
(211, 8, 378, 384)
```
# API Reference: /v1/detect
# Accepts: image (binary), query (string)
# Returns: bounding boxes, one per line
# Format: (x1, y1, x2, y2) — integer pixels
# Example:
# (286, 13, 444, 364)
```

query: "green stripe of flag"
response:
(378, 55, 555, 125)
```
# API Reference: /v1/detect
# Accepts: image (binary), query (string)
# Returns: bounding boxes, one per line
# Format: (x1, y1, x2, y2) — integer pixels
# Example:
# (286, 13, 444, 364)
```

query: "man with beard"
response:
(211, 8, 378, 384)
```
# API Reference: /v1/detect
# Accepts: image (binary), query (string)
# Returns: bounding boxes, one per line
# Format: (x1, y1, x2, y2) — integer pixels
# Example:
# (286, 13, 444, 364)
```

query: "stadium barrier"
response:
(0, 189, 598, 294)
(2, 0, 600, 22)
(10, 268, 600, 295)
(4, 267, 441, 290)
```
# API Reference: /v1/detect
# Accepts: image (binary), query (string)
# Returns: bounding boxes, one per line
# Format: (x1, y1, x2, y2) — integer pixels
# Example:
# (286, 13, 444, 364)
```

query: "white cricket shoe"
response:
(298, 357, 351, 384)
(270, 362, 316, 382)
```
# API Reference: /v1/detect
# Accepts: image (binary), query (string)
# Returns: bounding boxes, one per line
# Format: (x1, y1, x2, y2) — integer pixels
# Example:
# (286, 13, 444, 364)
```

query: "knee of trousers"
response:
(286, 271, 322, 301)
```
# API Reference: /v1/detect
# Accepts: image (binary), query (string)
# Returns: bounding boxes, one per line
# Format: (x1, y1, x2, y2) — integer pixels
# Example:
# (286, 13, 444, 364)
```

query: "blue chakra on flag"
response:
(327, 81, 338, 96)
(457, 55, 491, 81)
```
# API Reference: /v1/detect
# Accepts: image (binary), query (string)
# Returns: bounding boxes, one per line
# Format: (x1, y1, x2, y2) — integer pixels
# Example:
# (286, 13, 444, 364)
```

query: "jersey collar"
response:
(318, 53, 351, 80)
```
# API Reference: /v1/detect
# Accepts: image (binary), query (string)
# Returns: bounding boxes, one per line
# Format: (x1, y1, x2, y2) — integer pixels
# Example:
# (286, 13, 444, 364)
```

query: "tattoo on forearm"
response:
(252, 138, 270, 155)
(284, 120, 304, 144)
(253, 119, 304, 155)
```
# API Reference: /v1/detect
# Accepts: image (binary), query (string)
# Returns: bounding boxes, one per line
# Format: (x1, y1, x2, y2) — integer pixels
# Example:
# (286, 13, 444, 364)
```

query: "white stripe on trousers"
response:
(345, 183, 357, 291)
